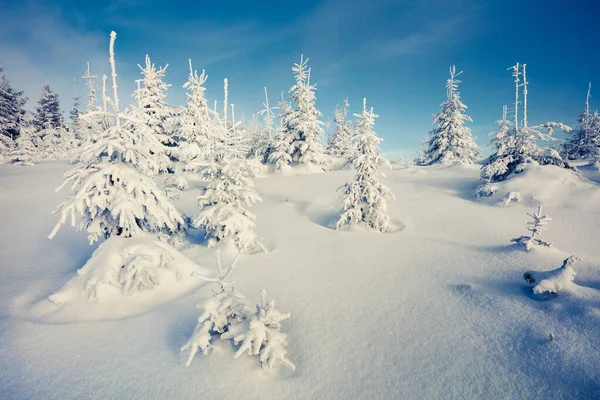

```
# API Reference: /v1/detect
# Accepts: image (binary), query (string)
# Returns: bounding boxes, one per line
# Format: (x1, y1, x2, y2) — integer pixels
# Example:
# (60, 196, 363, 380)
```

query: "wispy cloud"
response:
(374, 16, 471, 58)
(0, 2, 110, 110)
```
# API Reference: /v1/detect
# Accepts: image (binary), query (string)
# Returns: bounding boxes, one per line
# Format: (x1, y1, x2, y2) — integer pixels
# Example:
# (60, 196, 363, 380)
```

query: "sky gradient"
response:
(1, 0, 599, 158)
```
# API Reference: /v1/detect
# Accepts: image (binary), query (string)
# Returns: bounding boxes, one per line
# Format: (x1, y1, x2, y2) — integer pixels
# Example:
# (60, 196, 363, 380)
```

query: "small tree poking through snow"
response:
(419, 66, 481, 165)
(335, 98, 394, 232)
(511, 205, 552, 251)
(182, 253, 294, 371)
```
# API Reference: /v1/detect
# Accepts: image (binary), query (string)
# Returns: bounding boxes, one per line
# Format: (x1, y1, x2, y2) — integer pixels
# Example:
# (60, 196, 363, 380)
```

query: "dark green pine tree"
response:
(34, 84, 62, 130)
(0, 68, 28, 140)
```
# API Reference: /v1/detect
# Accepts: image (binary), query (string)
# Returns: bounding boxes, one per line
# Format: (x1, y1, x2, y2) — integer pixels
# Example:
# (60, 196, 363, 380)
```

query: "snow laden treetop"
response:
(336, 98, 394, 232)
(178, 60, 225, 168)
(419, 66, 482, 165)
(49, 31, 184, 244)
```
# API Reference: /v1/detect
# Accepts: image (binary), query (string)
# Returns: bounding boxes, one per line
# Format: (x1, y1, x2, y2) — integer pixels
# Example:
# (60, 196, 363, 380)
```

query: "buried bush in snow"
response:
(182, 252, 294, 371)
(182, 289, 250, 365)
(511, 205, 551, 251)
(524, 256, 579, 295)
(223, 289, 295, 371)
(183, 289, 295, 371)
(502, 191, 521, 207)
(48, 235, 193, 304)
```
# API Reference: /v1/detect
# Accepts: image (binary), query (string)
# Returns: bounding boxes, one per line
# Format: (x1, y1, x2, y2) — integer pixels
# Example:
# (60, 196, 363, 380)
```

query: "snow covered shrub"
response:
(511, 205, 551, 251)
(391, 157, 415, 170)
(48, 235, 185, 304)
(182, 288, 295, 371)
(335, 98, 394, 232)
(524, 256, 579, 296)
(193, 157, 265, 251)
(48, 31, 184, 245)
(182, 289, 251, 366)
(418, 66, 481, 165)
(7, 124, 37, 166)
(183, 253, 294, 371)
(223, 289, 295, 371)
(502, 191, 521, 208)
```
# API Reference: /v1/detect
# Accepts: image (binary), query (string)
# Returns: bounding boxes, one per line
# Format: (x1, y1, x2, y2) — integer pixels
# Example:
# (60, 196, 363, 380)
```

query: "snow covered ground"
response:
(1, 161, 600, 399)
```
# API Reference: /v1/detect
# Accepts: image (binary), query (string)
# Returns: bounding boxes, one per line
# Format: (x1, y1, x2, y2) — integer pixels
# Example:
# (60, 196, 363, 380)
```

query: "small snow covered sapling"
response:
(502, 191, 521, 208)
(511, 205, 552, 251)
(181, 290, 251, 366)
(222, 289, 295, 371)
(523, 256, 579, 296)
(182, 253, 294, 371)
(182, 250, 247, 365)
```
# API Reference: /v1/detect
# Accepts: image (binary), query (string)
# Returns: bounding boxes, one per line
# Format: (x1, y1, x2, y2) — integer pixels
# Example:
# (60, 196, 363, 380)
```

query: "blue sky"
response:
(1, 0, 599, 158)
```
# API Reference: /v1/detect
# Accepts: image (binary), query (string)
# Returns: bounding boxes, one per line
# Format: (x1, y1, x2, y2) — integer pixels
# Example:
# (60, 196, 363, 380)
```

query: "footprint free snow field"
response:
(1, 161, 600, 399)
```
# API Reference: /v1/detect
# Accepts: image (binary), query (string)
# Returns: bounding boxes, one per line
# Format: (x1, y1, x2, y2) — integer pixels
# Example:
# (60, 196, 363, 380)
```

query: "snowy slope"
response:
(1, 161, 600, 399)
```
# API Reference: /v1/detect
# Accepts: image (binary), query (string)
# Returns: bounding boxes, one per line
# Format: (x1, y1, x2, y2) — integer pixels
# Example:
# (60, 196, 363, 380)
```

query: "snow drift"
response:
(33, 234, 211, 322)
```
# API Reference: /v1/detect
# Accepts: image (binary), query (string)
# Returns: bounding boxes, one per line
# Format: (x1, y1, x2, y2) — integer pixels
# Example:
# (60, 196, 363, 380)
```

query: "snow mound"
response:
(479, 161, 588, 206)
(33, 235, 211, 322)
(524, 256, 578, 295)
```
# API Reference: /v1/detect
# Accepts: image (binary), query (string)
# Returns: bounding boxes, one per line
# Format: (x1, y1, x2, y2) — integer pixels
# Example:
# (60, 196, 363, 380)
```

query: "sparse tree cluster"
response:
(479, 64, 573, 194)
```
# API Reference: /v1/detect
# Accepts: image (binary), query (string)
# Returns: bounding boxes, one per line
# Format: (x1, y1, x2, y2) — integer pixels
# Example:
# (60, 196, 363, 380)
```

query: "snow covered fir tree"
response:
(8, 118, 37, 166)
(418, 66, 481, 165)
(49, 31, 184, 244)
(0, 68, 28, 142)
(327, 99, 354, 157)
(33, 84, 62, 131)
(335, 98, 394, 232)
(278, 55, 328, 170)
(193, 155, 265, 251)
(131, 54, 177, 168)
(177, 60, 219, 169)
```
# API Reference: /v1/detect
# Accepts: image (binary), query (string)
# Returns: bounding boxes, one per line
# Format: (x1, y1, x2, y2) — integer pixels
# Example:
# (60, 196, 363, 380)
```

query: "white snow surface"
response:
(1, 160, 600, 399)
